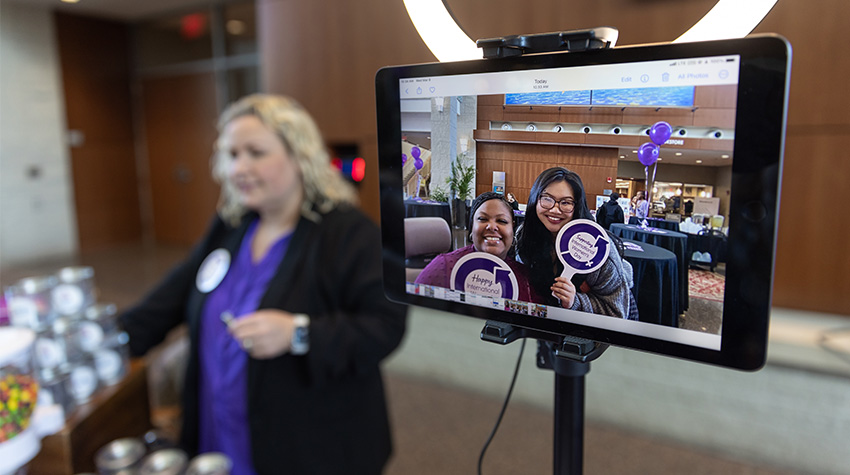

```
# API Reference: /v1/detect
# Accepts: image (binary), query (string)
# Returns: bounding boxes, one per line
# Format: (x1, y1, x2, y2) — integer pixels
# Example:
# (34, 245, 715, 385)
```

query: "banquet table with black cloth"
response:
(628, 216, 681, 232)
(404, 199, 451, 227)
(610, 223, 689, 314)
(686, 231, 728, 272)
(622, 239, 679, 327)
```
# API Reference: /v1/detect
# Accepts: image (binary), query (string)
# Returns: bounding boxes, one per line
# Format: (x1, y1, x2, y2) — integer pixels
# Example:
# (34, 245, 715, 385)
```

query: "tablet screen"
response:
(376, 36, 790, 369)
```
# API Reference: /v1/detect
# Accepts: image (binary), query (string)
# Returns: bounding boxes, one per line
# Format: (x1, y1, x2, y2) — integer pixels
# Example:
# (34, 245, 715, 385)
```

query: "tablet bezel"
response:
(376, 35, 790, 370)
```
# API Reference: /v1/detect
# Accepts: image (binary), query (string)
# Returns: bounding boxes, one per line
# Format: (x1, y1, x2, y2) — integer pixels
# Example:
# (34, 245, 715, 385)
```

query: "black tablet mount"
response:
(476, 27, 617, 475)
(476, 27, 618, 59)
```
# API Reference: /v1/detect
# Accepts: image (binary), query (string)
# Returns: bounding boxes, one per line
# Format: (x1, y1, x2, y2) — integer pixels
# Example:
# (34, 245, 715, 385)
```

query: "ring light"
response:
(673, 0, 778, 43)
(403, 0, 778, 61)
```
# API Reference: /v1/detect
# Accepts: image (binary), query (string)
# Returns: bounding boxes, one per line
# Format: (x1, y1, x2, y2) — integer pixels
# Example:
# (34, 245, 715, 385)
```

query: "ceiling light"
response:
(675, 152, 683, 156)
(632, 150, 638, 154)
(721, 154, 730, 159)
(696, 159, 703, 164)
(61, 0, 80, 3)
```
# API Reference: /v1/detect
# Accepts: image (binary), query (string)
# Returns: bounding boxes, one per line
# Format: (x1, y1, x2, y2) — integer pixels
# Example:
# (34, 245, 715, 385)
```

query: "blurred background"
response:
(1, 0, 848, 473)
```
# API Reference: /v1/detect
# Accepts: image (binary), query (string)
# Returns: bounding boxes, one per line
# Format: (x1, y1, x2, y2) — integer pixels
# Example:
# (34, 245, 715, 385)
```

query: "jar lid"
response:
(95, 437, 146, 470)
(186, 452, 232, 475)
(0, 327, 36, 367)
(57, 266, 94, 283)
(84, 303, 117, 321)
(139, 449, 188, 475)
(13, 276, 57, 294)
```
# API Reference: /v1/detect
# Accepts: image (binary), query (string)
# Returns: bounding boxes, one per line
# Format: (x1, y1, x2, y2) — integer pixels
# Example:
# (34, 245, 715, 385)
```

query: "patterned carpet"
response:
(688, 269, 725, 302)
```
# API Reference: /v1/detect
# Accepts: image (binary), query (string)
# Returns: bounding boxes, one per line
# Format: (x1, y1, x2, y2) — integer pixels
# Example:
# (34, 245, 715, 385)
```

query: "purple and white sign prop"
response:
(555, 219, 610, 281)
(450, 252, 519, 300)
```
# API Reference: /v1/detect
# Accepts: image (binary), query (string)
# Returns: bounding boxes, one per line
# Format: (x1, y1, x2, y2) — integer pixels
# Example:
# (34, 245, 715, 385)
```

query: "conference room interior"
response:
(402, 89, 732, 334)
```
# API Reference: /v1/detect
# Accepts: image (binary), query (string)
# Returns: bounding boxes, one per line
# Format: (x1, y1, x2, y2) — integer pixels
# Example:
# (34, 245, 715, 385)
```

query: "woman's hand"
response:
(228, 309, 296, 359)
(551, 277, 576, 308)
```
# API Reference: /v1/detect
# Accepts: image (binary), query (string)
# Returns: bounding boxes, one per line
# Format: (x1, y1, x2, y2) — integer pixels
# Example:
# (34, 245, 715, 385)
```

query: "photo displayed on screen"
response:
(401, 55, 738, 351)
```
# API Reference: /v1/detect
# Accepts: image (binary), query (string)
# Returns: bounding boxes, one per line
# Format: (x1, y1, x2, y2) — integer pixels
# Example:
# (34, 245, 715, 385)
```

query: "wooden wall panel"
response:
(477, 142, 618, 204)
(141, 73, 219, 246)
(259, 0, 435, 224)
(694, 85, 737, 109)
(773, 132, 850, 315)
(55, 13, 142, 251)
(260, 0, 850, 315)
(754, 0, 850, 315)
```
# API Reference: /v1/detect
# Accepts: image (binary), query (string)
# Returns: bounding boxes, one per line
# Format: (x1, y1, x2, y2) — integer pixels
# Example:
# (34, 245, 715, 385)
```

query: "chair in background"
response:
(690, 228, 728, 272)
(404, 217, 452, 282)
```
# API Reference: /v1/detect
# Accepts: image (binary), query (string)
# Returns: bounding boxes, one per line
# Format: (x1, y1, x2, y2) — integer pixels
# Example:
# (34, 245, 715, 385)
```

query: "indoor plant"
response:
(446, 156, 475, 229)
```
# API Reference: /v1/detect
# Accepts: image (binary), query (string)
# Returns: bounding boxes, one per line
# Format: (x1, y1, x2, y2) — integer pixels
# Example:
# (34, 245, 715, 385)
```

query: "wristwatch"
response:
(290, 314, 310, 355)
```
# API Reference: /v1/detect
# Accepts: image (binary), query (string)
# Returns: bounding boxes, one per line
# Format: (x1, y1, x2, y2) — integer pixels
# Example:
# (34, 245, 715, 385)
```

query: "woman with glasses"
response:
(516, 167, 634, 319)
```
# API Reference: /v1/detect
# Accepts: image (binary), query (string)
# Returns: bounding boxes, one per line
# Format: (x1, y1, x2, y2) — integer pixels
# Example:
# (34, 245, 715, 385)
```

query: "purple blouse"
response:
(197, 218, 292, 475)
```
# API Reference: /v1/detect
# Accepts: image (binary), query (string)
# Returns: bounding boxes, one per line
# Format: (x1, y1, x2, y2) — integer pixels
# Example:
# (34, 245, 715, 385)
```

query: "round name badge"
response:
(450, 252, 519, 300)
(196, 248, 231, 293)
(555, 219, 611, 280)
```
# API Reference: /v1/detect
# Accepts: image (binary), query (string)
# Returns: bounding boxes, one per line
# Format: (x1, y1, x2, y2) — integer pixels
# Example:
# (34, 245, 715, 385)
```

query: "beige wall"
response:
(0, 3, 79, 268)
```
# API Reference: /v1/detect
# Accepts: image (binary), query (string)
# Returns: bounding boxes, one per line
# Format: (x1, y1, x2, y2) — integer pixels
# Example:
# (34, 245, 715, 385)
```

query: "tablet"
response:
(376, 35, 790, 370)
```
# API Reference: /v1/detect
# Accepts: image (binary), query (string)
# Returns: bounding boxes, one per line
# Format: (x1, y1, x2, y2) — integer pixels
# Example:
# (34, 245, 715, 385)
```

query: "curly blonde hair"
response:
(212, 94, 358, 226)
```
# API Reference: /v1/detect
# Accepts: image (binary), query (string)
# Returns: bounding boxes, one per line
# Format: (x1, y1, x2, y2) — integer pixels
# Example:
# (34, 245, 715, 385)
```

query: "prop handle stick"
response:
(552, 268, 577, 302)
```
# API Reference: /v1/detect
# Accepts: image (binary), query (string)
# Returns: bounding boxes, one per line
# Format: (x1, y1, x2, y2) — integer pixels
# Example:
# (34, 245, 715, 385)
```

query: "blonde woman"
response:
(121, 94, 406, 474)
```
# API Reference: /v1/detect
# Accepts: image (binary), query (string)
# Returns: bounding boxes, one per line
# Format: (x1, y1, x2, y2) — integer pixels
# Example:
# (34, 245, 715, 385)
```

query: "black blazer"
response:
(120, 206, 407, 474)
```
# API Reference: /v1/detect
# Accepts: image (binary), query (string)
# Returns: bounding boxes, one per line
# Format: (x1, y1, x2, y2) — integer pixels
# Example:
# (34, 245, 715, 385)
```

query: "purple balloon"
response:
(411, 146, 421, 159)
(638, 142, 659, 167)
(402, 153, 407, 165)
(414, 157, 424, 170)
(649, 121, 672, 146)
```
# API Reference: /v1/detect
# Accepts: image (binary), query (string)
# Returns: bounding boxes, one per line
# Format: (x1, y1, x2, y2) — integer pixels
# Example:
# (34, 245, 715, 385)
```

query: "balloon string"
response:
(642, 165, 650, 228)
(651, 161, 658, 187)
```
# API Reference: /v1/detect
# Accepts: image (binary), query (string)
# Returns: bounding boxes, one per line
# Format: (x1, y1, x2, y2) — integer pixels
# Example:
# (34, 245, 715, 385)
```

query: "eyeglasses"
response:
(538, 194, 576, 213)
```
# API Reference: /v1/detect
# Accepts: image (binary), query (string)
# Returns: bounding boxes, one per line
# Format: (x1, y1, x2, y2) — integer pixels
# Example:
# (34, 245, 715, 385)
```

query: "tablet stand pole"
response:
(481, 321, 608, 475)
